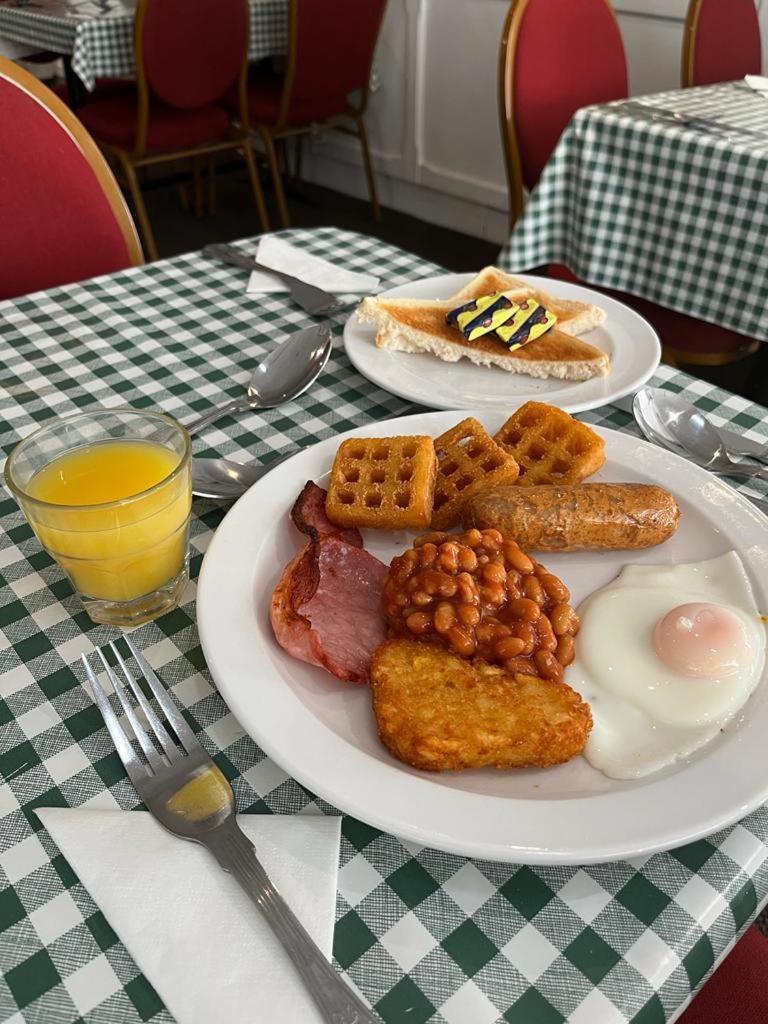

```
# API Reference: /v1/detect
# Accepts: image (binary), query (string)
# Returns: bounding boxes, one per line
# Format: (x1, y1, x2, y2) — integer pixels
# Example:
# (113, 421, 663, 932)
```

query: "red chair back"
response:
(0, 58, 142, 301)
(506, 0, 627, 193)
(138, 0, 249, 109)
(286, 0, 387, 111)
(683, 0, 761, 87)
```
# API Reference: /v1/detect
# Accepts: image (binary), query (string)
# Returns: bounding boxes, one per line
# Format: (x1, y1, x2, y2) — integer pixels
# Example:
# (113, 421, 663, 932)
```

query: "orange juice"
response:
(25, 440, 191, 602)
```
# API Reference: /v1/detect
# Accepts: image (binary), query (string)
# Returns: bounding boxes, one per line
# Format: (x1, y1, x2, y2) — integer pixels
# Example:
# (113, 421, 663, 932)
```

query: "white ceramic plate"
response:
(197, 412, 768, 864)
(343, 272, 661, 413)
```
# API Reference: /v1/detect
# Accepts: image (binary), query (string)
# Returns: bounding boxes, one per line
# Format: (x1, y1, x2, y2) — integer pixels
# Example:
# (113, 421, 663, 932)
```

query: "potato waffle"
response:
(494, 402, 605, 486)
(432, 418, 519, 529)
(326, 435, 437, 529)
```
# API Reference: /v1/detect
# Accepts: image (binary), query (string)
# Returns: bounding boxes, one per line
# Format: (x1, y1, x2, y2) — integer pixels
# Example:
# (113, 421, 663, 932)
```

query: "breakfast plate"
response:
(197, 411, 768, 864)
(343, 273, 661, 413)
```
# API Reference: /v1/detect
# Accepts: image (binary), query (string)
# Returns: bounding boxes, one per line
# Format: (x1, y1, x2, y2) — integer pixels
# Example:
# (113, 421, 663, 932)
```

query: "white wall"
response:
(301, 0, 763, 246)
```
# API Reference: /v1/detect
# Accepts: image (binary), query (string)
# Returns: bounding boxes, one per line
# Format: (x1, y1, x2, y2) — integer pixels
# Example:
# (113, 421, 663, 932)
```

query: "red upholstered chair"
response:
(678, 926, 768, 1024)
(78, 0, 269, 260)
(499, 0, 760, 366)
(499, 0, 628, 227)
(682, 0, 761, 87)
(231, 0, 388, 228)
(0, 57, 143, 301)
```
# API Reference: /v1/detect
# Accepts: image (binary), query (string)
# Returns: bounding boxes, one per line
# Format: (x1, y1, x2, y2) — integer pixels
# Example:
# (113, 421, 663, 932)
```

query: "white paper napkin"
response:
(37, 808, 342, 1024)
(246, 236, 379, 295)
(744, 74, 768, 96)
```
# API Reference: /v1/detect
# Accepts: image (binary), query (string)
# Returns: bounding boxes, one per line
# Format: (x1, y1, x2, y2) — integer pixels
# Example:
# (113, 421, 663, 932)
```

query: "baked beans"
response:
(382, 528, 579, 679)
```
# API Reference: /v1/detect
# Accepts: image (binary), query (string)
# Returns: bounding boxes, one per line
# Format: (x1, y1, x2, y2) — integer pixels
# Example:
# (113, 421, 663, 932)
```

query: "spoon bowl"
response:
(192, 449, 297, 501)
(248, 322, 333, 407)
(183, 324, 333, 437)
(633, 386, 768, 497)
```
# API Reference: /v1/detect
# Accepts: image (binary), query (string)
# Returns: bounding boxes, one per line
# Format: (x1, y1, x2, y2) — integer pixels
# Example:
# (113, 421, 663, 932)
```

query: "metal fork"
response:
(202, 243, 347, 317)
(81, 637, 379, 1024)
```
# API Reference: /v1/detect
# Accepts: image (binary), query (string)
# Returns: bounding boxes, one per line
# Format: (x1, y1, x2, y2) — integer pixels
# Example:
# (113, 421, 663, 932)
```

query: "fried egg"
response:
(570, 552, 766, 779)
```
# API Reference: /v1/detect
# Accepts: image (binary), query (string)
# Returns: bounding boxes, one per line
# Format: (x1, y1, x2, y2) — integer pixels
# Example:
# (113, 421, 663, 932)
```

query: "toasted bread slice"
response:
(449, 267, 607, 337)
(358, 296, 610, 382)
(370, 639, 592, 772)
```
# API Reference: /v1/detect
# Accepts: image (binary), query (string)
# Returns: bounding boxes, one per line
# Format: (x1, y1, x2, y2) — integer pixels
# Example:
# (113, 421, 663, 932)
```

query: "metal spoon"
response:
(633, 387, 768, 514)
(182, 323, 333, 437)
(192, 448, 297, 501)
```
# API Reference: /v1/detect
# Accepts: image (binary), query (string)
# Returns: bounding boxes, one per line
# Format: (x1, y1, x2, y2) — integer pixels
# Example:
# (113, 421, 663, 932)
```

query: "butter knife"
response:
(203, 243, 346, 317)
(610, 101, 764, 140)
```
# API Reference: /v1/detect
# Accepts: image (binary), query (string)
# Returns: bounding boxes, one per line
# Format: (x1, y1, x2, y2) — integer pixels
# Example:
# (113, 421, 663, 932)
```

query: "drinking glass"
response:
(5, 409, 192, 627)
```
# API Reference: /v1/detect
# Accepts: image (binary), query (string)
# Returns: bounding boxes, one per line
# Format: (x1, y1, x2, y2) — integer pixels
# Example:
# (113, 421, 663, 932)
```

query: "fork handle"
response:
(206, 825, 379, 1024)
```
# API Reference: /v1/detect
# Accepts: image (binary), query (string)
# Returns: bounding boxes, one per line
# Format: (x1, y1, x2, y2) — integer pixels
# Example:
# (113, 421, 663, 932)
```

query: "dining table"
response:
(499, 81, 768, 342)
(0, 0, 287, 94)
(0, 226, 767, 1024)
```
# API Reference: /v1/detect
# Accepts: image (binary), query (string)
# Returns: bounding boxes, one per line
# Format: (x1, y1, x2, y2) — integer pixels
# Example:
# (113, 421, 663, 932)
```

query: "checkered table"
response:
(0, 0, 287, 91)
(498, 82, 768, 342)
(0, 227, 767, 1024)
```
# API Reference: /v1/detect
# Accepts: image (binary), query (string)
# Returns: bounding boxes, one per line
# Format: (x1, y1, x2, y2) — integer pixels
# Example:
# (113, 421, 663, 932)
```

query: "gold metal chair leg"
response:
(258, 127, 290, 228)
(356, 115, 381, 222)
(242, 140, 270, 232)
(118, 153, 158, 262)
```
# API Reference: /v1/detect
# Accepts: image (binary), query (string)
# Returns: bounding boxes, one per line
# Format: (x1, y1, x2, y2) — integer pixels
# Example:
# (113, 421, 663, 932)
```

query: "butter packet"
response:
(495, 299, 557, 351)
(446, 292, 515, 342)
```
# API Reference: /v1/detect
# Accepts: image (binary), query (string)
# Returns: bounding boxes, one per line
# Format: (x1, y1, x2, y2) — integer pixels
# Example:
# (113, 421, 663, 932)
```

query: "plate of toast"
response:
(197, 405, 768, 864)
(345, 267, 661, 412)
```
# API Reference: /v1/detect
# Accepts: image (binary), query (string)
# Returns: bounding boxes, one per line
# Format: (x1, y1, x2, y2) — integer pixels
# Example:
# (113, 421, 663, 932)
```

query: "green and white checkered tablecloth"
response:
(1, 227, 767, 1024)
(498, 82, 768, 342)
(0, 0, 287, 90)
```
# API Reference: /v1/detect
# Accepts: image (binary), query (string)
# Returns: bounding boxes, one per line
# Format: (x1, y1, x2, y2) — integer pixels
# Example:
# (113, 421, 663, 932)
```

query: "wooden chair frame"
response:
(253, 0, 387, 228)
(498, 0, 623, 229)
(0, 56, 144, 270)
(97, 0, 269, 261)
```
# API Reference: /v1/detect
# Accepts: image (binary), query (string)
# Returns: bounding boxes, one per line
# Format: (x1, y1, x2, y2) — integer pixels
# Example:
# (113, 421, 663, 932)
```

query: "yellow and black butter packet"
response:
(495, 299, 557, 351)
(446, 292, 515, 342)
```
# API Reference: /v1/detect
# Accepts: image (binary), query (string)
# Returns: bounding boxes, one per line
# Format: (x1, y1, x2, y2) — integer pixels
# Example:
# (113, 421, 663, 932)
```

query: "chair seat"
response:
(227, 71, 348, 126)
(547, 263, 756, 358)
(79, 86, 231, 151)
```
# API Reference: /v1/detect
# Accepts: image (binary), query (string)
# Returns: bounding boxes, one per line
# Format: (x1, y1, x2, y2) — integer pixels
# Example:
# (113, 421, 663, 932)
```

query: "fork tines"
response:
(81, 637, 201, 784)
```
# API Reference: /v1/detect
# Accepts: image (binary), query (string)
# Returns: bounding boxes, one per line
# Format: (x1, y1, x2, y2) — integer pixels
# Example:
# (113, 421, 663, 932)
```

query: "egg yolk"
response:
(652, 602, 750, 679)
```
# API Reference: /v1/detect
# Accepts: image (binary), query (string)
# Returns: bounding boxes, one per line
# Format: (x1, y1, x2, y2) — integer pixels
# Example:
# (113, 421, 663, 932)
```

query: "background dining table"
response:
(0, 0, 287, 93)
(500, 82, 768, 343)
(0, 227, 767, 1024)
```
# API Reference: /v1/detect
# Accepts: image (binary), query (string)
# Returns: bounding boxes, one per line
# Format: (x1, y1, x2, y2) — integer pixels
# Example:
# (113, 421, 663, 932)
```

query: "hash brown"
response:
(370, 640, 593, 772)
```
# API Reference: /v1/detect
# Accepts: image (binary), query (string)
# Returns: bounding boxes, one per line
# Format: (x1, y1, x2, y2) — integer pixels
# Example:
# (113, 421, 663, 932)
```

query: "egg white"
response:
(569, 552, 766, 780)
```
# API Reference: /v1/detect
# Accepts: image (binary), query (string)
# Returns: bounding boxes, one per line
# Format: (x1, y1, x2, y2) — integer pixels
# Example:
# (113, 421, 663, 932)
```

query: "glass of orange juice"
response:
(4, 409, 192, 627)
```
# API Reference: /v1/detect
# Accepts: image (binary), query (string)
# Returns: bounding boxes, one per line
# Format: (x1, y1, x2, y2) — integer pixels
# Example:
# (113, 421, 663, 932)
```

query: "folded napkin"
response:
(37, 808, 342, 1024)
(744, 74, 768, 95)
(246, 236, 379, 295)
